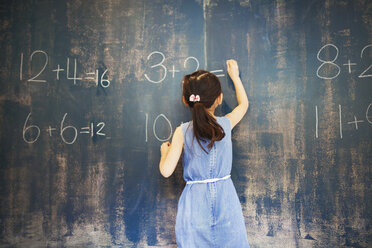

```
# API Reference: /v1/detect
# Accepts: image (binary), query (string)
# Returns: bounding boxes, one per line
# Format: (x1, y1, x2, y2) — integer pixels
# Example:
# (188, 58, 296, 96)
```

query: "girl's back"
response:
(176, 115, 250, 247)
(181, 116, 232, 181)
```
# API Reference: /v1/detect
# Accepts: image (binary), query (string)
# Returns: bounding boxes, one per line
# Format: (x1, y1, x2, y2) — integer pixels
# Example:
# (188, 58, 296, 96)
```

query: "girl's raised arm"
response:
(225, 59, 249, 130)
(159, 125, 184, 178)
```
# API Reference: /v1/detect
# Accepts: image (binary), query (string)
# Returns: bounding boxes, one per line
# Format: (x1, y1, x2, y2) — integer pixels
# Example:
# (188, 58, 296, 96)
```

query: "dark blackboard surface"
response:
(0, 0, 371, 247)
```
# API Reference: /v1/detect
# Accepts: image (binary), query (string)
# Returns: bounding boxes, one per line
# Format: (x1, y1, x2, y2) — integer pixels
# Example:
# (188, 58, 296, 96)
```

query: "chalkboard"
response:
(0, 0, 371, 247)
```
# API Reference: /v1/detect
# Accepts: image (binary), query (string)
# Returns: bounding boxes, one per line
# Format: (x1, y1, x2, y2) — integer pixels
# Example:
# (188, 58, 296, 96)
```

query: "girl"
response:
(159, 59, 250, 247)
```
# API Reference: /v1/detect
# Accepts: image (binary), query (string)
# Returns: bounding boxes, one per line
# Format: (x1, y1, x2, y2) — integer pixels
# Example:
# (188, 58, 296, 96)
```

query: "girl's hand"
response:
(226, 59, 239, 79)
(160, 141, 171, 157)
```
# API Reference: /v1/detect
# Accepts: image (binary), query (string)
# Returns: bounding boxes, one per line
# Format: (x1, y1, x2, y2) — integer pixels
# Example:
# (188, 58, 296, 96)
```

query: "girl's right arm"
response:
(225, 59, 249, 130)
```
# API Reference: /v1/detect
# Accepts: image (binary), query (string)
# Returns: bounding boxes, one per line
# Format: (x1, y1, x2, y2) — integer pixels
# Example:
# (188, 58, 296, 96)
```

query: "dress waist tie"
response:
(186, 174, 231, 184)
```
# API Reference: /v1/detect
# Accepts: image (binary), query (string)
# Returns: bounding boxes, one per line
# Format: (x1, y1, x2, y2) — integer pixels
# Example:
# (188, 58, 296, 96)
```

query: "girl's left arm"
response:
(159, 125, 184, 178)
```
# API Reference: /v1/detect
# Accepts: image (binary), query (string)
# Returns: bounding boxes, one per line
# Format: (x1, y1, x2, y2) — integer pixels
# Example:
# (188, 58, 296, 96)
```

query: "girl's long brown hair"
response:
(182, 70, 225, 154)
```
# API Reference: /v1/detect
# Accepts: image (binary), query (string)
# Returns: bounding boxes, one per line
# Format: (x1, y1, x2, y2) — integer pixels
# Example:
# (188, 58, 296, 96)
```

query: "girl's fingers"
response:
(227, 60, 237, 72)
(227, 59, 237, 69)
(227, 60, 232, 70)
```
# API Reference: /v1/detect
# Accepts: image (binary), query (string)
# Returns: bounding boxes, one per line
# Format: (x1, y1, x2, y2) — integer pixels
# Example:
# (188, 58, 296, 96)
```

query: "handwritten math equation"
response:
(23, 113, 107, 144)
(20, 50, 111, 87)
(143, 51, 225, 84)
(316, 44, 372, 80)
(315, 103, 372, 139)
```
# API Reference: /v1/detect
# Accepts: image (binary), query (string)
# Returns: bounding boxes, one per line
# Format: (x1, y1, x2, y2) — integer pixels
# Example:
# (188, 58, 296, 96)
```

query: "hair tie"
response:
(189, 94, 200, 102)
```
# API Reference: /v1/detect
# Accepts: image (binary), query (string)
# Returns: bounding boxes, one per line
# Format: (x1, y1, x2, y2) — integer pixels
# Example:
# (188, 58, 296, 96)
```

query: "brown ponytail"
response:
(183, 70, 225, 154)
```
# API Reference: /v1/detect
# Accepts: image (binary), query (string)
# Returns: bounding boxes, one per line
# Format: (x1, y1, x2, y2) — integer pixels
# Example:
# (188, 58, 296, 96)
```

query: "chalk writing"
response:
(153, 114, 173, 142)
(80, 122, 106, 137)
(20, 53, 23, 80)
(23, 112, 107, 144)
(144, 52, 201, 83)
(20, 50, 111, 87)
(366, 103, 372, 124)
(66, 58, 82, 85)
(315, 103, 372, 139)
(145, 113, 148, 142)
(28, 50, 48, 82)
(60, 113, 78, 144)
(316, 44, 340, 80)
(23, 113, 40, 144)
(347, 116, 364, 130)
(52, 64, 64, 80)
(145, 113, 173, 142)
(339, 104, 343, 139)
(315, 105, 318, 138)
(144, 51, 167, 83)
(316, 44, 372, 79)
(343, 60, 357, 74)
(169, 65, 180, 78)
(359, 45, 372, 78)
(184, 56, 200, 73)
(210, 69, 225, 78)
(144, 52, 226, 83)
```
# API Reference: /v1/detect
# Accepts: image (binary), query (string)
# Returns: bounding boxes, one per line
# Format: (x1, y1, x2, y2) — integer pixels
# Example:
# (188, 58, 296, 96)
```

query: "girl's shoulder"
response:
(180, 120, 192, 136)
(180, 120, 192, 128)
(218, 116, 232, 132)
